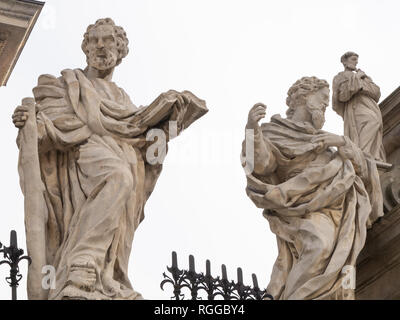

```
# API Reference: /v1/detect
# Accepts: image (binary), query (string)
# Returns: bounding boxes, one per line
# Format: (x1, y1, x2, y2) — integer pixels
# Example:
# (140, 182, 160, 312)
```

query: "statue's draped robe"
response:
(242, 115, 383, 300)
(332, 70, 386, 162)
(18, 69, 207, 300)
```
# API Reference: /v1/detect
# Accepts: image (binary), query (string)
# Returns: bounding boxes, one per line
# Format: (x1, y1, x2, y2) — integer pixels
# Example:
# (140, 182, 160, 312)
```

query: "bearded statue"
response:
(13, 18, 208, 300)
(241, 76, 383, 299)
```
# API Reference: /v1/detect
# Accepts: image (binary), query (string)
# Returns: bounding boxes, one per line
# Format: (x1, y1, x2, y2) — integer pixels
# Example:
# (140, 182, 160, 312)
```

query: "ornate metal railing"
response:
(161, 251, 273, 300)
(0, 230, 31, 300)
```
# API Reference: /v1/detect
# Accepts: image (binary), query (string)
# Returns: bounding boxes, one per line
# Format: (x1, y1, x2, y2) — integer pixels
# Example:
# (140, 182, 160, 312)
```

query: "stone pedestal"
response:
(356, 87, 400, 299)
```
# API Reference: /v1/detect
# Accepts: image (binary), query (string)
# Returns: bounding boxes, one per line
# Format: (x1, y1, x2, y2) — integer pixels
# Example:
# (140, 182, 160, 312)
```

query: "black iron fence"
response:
(1, 234, 273, 300)
(0, 230, 31, 300)
(161, 251, 273, 300)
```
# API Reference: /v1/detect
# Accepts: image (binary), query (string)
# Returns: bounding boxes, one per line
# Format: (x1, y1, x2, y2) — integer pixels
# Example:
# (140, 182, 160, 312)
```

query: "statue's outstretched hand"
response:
(311, 133, 346, 150)
(12, 104, 29, 129)
(247, 103, 266, 129)
(169, 91, 190, 125)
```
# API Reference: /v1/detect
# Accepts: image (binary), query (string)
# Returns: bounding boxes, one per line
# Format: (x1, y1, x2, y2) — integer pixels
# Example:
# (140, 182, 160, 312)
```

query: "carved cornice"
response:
(356, 205, 400, 298)
(356, 251, 400, 299)
(0, 31, 8, 56)
(0, 0, 44, 86)
(0, 0, 43, 19)
(0, 8, 31, 21)
(358, 205, 400, 258)
(380, 86, 400, 136)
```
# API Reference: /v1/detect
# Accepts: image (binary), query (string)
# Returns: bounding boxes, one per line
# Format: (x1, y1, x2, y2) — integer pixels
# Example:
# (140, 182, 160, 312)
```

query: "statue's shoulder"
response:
(334, 71, 353, 80)
(333, 71, 344, 79)
(333, 71, 352, 87)
(33, 71, 66, 101)
(38, 68, 86, 87)
(260, 114, 282, 131)
(36, 72, 64, 88)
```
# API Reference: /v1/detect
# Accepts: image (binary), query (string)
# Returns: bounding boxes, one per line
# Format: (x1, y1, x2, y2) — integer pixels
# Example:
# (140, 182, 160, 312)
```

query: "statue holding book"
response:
(12, 18, 207, 300)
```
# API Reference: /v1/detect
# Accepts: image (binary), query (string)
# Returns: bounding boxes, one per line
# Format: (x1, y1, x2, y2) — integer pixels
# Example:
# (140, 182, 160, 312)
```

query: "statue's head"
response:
(286, 76, 330, 130)
(341, 51, 359, 71)
(81, 18, 129, 71)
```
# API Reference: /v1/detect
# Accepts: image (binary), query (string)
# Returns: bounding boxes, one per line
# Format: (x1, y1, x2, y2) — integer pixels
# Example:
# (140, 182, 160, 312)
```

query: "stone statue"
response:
(332, 52, 386, 162)
(241, 76, 383, 300)
(12, 18, 208, 300)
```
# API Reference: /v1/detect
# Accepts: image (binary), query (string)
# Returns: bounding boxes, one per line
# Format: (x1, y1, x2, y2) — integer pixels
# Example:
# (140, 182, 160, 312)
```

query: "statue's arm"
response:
(311, 133, 369, 179)
(129, 90, 200, 139)
(360, 77, 381, 103)
(336, 73, 363, 103)
(14, 102, 54, 154)
(338, 136, 369, 179)
(36, 116, 54, 154)
(243, 103, 277, 175)
(243, 126, 277, 175)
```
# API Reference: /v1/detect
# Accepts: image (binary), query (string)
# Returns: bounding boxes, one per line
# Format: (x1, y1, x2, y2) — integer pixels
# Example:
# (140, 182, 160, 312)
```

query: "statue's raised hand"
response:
(247, 103, 266, 129)
(12, 104, 29, 129)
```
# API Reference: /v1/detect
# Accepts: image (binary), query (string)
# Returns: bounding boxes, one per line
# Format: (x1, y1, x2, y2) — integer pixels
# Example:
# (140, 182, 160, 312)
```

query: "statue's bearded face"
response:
(305, 87, 329, 130)
(85, 25, 119, 71)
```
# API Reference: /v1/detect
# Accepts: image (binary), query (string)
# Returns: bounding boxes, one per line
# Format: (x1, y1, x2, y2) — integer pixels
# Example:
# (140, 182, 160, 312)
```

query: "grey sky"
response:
(0, 0, 399, 299)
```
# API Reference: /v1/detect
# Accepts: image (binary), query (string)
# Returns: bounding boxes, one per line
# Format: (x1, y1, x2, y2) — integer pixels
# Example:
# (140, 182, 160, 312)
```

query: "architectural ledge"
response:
(0, 0, 44, 86)
(356, 205, 400, 299)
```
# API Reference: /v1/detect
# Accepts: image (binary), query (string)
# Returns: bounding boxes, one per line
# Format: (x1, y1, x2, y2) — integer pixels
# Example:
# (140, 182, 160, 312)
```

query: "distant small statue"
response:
(332, 52, 386, 162)
(242, 76, 383, 299)
(13, 18, 207, 300)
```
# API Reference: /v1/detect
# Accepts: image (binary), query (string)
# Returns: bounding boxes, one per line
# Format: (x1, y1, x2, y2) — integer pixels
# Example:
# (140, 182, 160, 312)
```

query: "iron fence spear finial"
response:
(0, 230, 31, 300)
(161, 251, 273, 300)
(172, 251, 178, 269)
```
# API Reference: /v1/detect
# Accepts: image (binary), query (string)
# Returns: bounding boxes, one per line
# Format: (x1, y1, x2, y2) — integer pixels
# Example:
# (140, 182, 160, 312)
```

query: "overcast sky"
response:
(1, 0, 400, 300)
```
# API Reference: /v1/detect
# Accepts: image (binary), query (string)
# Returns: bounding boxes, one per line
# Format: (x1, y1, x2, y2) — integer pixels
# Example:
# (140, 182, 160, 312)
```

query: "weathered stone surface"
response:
(356, 86, 400, 300)
(242, 76, 383, 300)
(14, 18, 208, 300)
(379, 165, 400, 212)
(332, 51, 386, 162)
(0, 0, 44, 86)
(356, 205, 400, 299)
(380, 86, 400, 165)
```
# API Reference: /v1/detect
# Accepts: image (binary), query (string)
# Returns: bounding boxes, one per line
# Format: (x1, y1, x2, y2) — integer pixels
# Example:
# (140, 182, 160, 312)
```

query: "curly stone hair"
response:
(81, 18, 129, 66)
(286, 76, 329, 117)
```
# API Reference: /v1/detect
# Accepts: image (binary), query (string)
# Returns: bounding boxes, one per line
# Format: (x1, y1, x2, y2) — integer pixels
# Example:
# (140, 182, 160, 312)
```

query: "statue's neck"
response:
(85, 66, 114, 81)
(344, 67, 357, 72)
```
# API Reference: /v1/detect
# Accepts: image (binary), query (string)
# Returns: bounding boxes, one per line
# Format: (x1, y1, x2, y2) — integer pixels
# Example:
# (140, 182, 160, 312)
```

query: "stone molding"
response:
(356, 205, 400, 299)
(0, 0, 44, 86)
